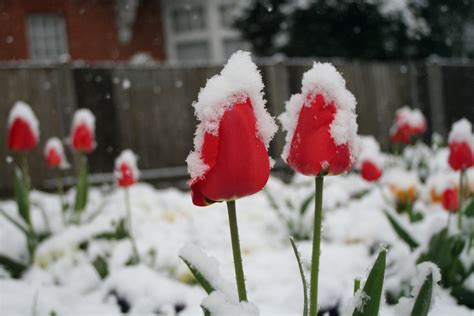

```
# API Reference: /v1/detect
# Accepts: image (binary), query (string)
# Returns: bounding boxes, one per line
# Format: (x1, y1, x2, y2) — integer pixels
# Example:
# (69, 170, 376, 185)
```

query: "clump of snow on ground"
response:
(202, 291, 259, 316)
(186, 50, 277, 180)
(8, 100, 40, 139)
(279, 62, 359, 163)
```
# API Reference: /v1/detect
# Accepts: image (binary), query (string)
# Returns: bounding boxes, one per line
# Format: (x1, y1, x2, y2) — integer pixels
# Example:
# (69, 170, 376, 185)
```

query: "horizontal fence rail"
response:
(0, 59, 473, 194)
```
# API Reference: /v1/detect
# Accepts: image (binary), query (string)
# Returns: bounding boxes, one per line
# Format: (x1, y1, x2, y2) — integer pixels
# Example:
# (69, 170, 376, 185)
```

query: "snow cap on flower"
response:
(70, 108, 96, 153)
(447, 118, 473, 171)
(44, 137, 69, 169)
(114, 149, 139, 187)
(357, 136, 384, 182)
(279, 62, 359, 176)
(7, 101, 40, 151)
(186, 51, 277, 206)
(390, 106, 427, 144)
(426, 172, 458, 203)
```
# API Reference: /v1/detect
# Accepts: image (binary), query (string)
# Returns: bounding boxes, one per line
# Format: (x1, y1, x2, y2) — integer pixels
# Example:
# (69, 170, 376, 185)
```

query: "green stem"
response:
(226, 200, 247, 302)
(458, 170, 465, 230)
(56, 170, 66, 225)
(20, 153, 36, 262)
(309, 175, 324, 316)
(21, 154, 30, 190)
(125, 188, 140, 263)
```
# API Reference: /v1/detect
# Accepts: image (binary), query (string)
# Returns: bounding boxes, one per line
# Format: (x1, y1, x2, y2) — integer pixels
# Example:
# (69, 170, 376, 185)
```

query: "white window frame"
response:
(27, 13, 69, 61)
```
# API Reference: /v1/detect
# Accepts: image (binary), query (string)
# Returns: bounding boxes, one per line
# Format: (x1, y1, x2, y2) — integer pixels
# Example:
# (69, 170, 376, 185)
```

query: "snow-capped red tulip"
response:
(44, 137, 69, 169)
(186, 51, 277, 207)
(279, 63, 359, 176)
(115, 149, 139, 187)
(390, 107, 427, 144)
(447, 119, 474, 171)
(361, 160, 383, 182)
(442, 188, 459, 213)
(357, 136, 383, 182)
(70, 109, 96, 153)
(7, 101, 39, 151)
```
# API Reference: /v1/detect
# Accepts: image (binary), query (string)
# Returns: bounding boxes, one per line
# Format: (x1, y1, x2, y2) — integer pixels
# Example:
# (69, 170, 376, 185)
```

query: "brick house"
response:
(0, 0, 166, 62)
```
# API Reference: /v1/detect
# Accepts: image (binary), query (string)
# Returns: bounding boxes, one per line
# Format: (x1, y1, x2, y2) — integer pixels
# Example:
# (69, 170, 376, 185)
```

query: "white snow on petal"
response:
(279, 62, 359, 163)
(395, 106, 427, 131)
(202, 291, 259, 316)
(44, 137, 70, 169)
(71, 108, 96, 136)
(383, 168, 421, 191)
(411, 262, 441, 299)
(448, 118, 473, 149)
(8, 101, 40, 140)
(187, 51, 277, 181)
(114, 149, 140, 183)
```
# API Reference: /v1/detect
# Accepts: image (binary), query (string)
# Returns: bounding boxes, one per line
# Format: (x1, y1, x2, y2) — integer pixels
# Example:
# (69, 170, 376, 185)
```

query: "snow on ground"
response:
(0, 148, 473, 315)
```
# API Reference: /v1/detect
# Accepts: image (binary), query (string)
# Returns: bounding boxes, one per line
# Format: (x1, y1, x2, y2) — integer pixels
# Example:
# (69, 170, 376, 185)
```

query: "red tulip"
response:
(360, 160, 383, 182)
(44, 137, 68, 169)
(71, 109, 96, 153)
(7, 101, 39, 152)
(390, 123, 411, 144)
(187, 51, 276, 207)
(447, 119, 473, 171)
(442, 188, 459, 213)
(190, 97, 272, 206)
(280, 63, 358, 176)
(115, 149, 139, 187)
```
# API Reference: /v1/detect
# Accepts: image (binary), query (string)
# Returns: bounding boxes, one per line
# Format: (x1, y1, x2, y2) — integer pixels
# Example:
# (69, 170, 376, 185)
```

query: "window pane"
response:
(27, 13, 69, 61)
(171, 5, 206, 33)
(219, 4, 236, 28)
(176, 41, 210, 62)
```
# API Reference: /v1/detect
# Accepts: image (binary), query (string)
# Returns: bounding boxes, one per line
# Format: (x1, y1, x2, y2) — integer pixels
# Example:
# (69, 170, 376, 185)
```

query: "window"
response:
(219, 4, 237, 28)
(27, 13, 69, 61)
(171, 5, 206, 33)
(176, 41, 210, 62)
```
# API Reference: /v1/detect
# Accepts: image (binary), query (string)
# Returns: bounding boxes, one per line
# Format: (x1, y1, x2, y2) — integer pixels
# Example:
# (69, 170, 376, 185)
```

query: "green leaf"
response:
(464, 199, 474, 217)
(0, 253, 27, 278)
(74, 156, 89, 215)
(92, 255, 109, 279)
(353, 249, 387, 316)
(0, 208, 29, 235)
(14, 167, 30, 225)
(180, 257, 215, 294)
(384, 210, 419, 250)
(94, 219, 129, 241)
(299, 192, 315, 215)
(290, 237, 308, 316)
(410, 272, 433, 316)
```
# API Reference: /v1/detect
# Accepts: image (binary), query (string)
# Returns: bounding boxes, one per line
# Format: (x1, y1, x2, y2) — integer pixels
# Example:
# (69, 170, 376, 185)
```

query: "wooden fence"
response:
(0, 59, 473, 194)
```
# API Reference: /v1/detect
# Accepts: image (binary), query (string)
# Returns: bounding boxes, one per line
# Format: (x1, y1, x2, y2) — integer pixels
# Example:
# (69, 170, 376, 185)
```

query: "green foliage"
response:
(92, 255, 109, 279)
(289, 237, 308, 316)
(383, 210, 419, 250)
(235, 0, 473, 59)
(14, 167, 31, 225)
(0, 254, 27, 278)
(180, 257, 215, 295)
(353, 249, 387, 316)
(94, 219, 129, 241)
(417, 228, 474, 308)
(74, 156, 89, 221)
(410, 272, 434, 316)
(464, 198, 474, 217)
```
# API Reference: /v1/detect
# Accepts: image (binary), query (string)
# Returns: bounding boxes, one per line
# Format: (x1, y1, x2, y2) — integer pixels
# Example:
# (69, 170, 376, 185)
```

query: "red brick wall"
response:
(0, 0, 166, 62)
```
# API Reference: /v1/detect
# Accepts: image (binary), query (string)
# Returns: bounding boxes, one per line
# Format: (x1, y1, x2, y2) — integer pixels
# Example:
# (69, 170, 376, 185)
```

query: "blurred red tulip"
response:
(71, 109, 96, 153)
(390, 124, 411, 144)
(117, 163, 135, 187)
(190, 97, 271, 206)
(442, 188, 459, 213)
(115, 149, 139, 188)
(448, 142, 473, 171)
(360, 160, 383, 182)
(7, 102, 39, 152)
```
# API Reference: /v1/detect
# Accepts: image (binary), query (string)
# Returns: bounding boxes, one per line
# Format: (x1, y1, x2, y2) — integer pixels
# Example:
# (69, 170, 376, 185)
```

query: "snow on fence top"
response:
(115, 149, 140, 182)
(186, 50, 277, 180)
(279, 62, 359, 163)
(448, 118, 473, 147)
(8, 101, 40, 139)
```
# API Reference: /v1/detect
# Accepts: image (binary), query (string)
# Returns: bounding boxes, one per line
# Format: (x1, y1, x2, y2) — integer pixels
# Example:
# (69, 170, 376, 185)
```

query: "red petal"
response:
(117, 163, 135, 187)
(46, 149, 61, 168)
(190, 97, 270, 206)
(442, 188, 459, 212)
(448, 142, 474, 171)
(8, 118, 37, 151)
(360, 160, 382, 182)
(72, 123, 95, 153)
(287, 94, 351, 176)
